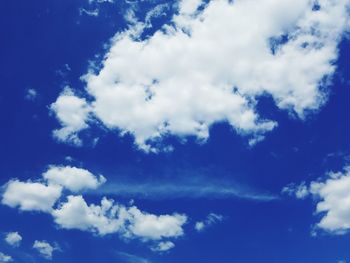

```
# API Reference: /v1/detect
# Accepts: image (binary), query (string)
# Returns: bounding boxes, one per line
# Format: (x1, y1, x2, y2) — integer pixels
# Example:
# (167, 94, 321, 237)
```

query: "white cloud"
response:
(43, 165, 106, 192)
(309, 166, 350, 234)
(33, 240, 57, 260)
(0, 252, 12, 263)
(5, 232, 22, 247)
(195, 213, 223, 232)
(150, 241, 175, 252)
(1, 165, 104, 212)
(1, 166, 188, 251)
(286, 166, 350, 235)
(52, 195, 124, 235)
(126, 206, 187, 240)
(52, 0, 350, 151)
(1, 180, 62, 212)
(282, 181, 309, 199)
(52, 195, 187, 245)
(50, 87, 91, 146)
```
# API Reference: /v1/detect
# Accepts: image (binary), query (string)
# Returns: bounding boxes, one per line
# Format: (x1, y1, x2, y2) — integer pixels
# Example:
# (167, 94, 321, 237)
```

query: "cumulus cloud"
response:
(1, 165, 103, 212)
(1, 180, 62, 212)
(309, 166, 350, 234)
(0, 252, 12, 263)
(284, 166, 350, 235)
(195, 213, 223, 232)
(1, 165, 188, 251)
(50, 87, 91, 146)
(52, 195, 187, 244)
(5, 232, 22, 247)
(42, 165, 106, 192)
(126, 206, 187, 240)
(52, 195, 124, 235)
(33, 240, 58, 260)
(52, 0, 350, 151)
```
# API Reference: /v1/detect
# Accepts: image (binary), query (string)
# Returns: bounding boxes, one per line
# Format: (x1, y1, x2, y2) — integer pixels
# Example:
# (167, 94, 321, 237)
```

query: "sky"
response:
(1, 0, 350, 262)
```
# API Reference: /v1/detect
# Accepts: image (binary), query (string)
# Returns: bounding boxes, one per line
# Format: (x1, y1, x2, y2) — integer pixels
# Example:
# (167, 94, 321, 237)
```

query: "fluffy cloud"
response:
(52, 195, 187, 244)
(52, 0, 350, 151)
(195, 213, 223, 232)
(42, 166, 106, 192)
(126, 206, 187, 240)
(1, 166, 103, 212)
(0, 252, 12, 263)
(4, 232, 22, 247)
(33, 240, 58, 260)
(1, 165, 188, 251)
(310, 167, 350, 234)
(52, 195, 124, 235)
(284, 166, 350, 235)
(1, 180, 62, 212)
(50, 87, 91, 146)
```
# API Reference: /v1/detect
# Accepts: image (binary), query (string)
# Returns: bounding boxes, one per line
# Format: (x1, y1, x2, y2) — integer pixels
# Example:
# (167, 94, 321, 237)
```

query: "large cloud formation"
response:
(51, 0, 350, 151)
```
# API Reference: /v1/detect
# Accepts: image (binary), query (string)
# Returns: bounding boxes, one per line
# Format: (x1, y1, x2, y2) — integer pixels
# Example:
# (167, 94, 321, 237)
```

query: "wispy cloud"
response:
(116, 252, 151, 263)
(96, 177, 278, 201)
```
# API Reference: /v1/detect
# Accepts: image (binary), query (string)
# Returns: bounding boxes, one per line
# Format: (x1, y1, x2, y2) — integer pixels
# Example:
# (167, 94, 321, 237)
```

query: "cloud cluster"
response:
(1, 166, 187, 251)
(1, 165, 104, 212)
(52, 0, 350, 151)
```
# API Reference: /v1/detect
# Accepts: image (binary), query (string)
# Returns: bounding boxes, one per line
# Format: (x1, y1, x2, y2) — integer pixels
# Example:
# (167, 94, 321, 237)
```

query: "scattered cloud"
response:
(25, 88, 37, 101)
(116, 251, 151, 263)
(150, 241, 175, 252)
(79, 8, 99, 17)
(282, 181, 309, 199)
(33, 240, 59, 260)
(0, 252, 12, 263)
(1, 165, 188, 251)
(5, 232, 22, 247)
(195, 213, 223, 232)
(52, 0, 350, 151)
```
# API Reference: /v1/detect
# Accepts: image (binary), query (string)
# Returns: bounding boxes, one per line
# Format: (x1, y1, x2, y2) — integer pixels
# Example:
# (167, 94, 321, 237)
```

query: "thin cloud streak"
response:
(95, 180, 278, 201)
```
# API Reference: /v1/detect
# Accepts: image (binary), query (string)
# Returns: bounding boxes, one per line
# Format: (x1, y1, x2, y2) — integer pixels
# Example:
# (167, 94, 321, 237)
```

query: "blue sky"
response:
(1, 0, 350, 262)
